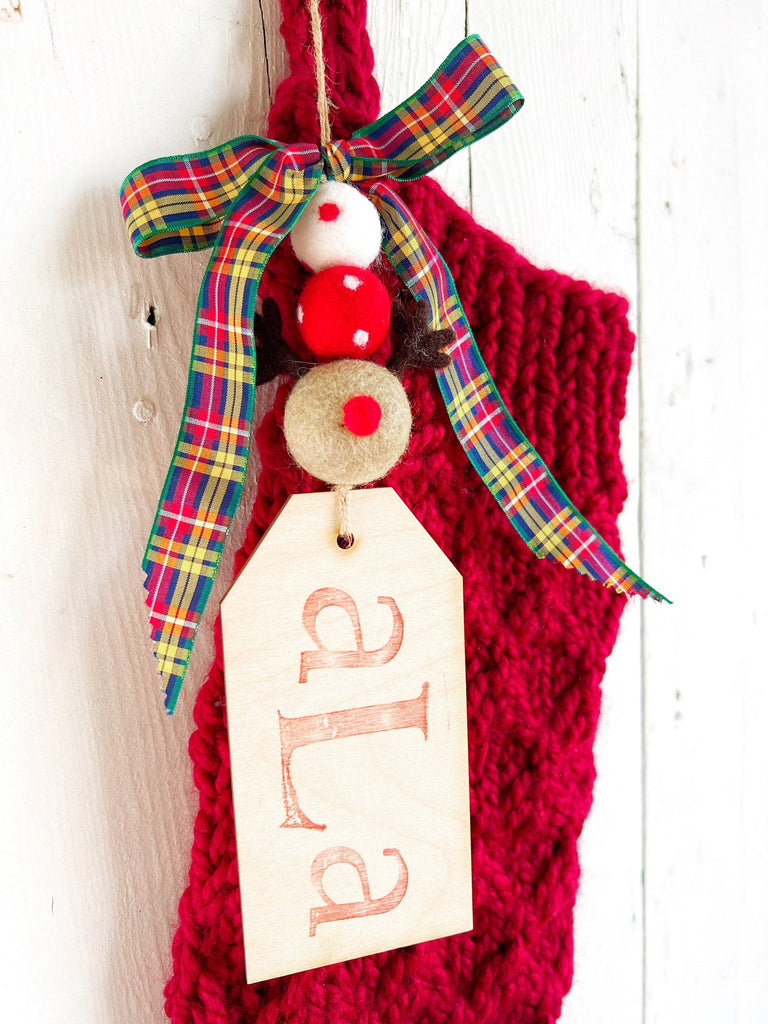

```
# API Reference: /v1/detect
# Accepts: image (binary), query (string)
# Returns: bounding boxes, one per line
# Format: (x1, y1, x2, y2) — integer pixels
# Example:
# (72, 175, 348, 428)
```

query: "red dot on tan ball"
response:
(318, 202, 340, 222)
(343, 394, 382, 436)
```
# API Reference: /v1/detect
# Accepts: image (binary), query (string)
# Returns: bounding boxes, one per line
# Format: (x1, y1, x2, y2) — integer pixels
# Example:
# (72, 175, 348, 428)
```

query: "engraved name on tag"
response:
(222, 488, 472, 983)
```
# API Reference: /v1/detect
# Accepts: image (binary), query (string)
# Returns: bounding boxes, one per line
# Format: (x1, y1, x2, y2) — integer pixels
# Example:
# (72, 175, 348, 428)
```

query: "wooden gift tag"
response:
(222, 487, 472, 983)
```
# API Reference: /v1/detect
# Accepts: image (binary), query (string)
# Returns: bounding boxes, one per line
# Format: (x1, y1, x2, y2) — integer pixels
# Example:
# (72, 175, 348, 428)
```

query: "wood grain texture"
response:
(639, 2, 768, 1021)
(471, 5, 645, 1022)
(222, 489, 471, 982)
(0, 0, 764, 1021)
(368, 0, 470, 205)
(0, 3, 280, 1022)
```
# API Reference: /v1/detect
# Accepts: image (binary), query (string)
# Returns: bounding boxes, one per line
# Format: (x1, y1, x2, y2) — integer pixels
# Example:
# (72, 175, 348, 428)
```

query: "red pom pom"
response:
(342, 394, 382, 436)
(318, 202, 340, 222)
(296, 266, 391, 360)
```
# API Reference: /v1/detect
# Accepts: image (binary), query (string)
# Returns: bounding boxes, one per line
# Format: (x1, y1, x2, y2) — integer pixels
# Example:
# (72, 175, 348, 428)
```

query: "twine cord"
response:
(308, 0, 332, 148)
(309, 1, 353, 546)
(334, 485, 354, 548)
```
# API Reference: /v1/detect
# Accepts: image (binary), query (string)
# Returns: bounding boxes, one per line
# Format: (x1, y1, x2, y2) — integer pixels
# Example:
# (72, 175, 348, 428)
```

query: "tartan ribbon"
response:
(121, 35, 663, 713)
(369, 184, 668, 602)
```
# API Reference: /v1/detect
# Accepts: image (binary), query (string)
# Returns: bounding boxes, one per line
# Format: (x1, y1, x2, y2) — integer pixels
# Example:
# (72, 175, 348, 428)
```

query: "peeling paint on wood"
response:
(0, 0, 21, 24)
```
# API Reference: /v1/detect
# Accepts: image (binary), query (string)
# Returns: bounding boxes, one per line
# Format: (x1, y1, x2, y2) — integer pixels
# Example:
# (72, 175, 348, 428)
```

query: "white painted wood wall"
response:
(1, 1, 765, 1021)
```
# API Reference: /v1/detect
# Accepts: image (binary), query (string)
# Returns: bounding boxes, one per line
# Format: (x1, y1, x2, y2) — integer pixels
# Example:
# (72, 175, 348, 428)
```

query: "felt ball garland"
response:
(285, 175, 410, 486)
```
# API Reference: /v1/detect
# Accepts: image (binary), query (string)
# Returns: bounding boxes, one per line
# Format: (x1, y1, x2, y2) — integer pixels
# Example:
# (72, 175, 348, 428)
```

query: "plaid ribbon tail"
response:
(369, 183, 669, 604)
(143, 153, 323, 712)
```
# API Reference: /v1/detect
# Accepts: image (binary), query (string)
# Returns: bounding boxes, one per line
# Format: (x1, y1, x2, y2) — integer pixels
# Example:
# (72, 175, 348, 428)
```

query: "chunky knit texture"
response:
(165, 3, 633, 1021)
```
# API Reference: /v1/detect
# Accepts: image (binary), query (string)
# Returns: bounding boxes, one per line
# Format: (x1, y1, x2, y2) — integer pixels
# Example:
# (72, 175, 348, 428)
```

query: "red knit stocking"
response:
(164, 3, 632, 1021)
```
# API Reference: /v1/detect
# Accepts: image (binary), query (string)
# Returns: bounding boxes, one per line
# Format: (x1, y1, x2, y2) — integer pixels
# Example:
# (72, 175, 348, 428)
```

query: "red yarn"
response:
(343, 394, 382, 436)
(165, 3, 632, 1021)
(268, 0, 380, 143)
(297, 266, 391, 359)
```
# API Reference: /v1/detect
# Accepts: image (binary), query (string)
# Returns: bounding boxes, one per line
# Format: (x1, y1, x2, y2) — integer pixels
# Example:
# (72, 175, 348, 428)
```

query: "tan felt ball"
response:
(283, 360, 412, 486)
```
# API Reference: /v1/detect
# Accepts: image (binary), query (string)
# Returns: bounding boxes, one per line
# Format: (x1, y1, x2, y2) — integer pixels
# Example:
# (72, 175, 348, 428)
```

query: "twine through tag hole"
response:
(334, 485, 354, 549)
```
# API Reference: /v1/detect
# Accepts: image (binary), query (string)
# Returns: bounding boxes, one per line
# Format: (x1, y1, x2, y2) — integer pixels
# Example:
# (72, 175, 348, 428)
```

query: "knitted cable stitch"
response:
(164, 2, 632, 1021)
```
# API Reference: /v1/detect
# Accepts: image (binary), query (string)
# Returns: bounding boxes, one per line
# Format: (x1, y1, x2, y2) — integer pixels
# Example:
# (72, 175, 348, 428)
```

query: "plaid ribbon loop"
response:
(121, 35, 664, 713)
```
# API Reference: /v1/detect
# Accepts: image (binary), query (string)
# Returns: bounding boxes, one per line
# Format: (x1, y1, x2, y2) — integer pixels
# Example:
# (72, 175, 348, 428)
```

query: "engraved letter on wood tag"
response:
(222, 488, 472, 983)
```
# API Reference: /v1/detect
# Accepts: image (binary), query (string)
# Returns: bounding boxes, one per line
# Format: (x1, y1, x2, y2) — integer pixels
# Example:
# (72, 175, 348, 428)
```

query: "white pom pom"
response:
(290, 181, 382, 273)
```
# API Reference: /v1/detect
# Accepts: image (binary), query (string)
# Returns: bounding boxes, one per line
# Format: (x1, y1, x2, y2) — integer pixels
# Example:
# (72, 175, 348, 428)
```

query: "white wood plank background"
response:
(1, 1, 765, 1021)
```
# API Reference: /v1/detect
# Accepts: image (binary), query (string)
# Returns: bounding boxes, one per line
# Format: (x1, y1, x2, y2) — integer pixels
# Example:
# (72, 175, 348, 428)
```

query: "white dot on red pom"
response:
(343, 274, 363, 291)
(296, 303, 304, 324)
(290, 181, 382, 273)
(352, 329, 369, 348)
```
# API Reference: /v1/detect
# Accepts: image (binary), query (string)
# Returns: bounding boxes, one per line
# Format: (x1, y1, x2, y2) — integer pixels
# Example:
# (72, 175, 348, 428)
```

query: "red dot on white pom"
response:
(290, 181, 382, 273)
(319, 202, 340, 221)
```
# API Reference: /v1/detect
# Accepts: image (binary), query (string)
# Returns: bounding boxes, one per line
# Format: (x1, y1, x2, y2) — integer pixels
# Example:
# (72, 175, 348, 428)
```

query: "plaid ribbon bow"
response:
(121, 35, 666, 713)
